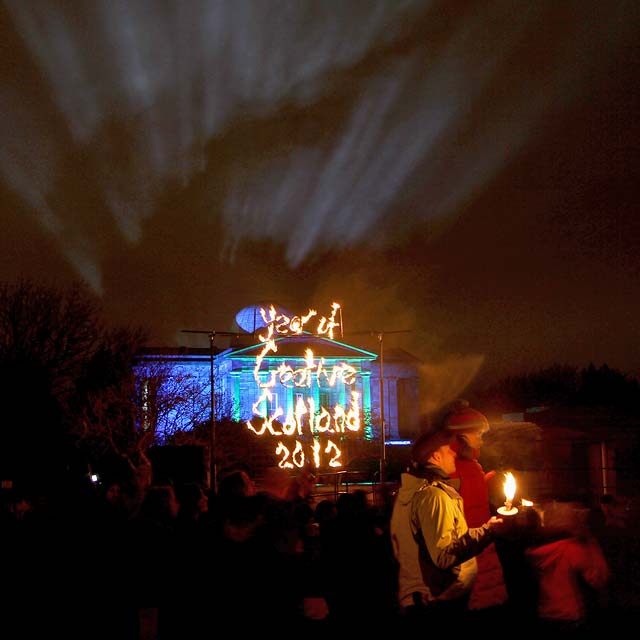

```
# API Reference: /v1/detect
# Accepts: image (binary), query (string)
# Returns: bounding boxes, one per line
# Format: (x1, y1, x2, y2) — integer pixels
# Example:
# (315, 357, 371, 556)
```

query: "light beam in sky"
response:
(0, 1, 635, 291)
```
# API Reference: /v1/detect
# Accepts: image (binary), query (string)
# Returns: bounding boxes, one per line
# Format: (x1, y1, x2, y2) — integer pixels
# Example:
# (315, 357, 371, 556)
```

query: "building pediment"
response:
(223, 333, 378, 361)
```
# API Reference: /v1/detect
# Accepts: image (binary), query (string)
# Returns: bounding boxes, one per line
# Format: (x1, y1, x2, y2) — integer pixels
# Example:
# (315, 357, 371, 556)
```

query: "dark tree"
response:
(472, 362, 640, 417)
(70, 325, 151, 481)
(0, 280, 100, 487)
(0, 279, 146, 491)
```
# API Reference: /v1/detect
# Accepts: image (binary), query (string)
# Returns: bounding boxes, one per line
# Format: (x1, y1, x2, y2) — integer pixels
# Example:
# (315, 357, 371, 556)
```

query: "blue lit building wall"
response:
(135, 340, 422, 443)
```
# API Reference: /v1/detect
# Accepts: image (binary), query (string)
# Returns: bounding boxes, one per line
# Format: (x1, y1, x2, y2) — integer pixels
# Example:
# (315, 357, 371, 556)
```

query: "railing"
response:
(312, 469, 377, 502)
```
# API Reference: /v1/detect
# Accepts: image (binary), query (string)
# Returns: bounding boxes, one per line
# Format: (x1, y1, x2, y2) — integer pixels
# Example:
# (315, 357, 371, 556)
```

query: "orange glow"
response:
(315, 302, 341, 340)
(521, 498, 533, 507)
(503, 472, 516, 505)
(245, 392, 361, 437)
(257, 302, 341, 339)
(276, 438, 342, 468)
(246, 302, 361, 469)
(254, 347, 356, 389)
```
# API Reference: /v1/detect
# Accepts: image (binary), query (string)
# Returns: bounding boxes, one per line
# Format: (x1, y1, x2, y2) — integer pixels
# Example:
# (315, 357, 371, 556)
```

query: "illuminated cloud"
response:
(0, 1, 634, 291)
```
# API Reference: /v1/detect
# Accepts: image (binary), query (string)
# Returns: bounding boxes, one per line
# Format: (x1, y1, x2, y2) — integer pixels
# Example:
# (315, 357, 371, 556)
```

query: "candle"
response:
(497, 472, 519, 516)
(503, 472, 516, 510)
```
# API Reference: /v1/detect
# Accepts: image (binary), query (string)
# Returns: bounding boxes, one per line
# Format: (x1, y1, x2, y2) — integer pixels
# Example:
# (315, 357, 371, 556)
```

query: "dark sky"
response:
(1, 1, 638, 407)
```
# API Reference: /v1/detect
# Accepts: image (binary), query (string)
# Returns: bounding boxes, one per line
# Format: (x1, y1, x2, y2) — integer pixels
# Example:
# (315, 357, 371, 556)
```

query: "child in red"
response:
(445, 401, 509, 614)
(526, 502, 609, 632)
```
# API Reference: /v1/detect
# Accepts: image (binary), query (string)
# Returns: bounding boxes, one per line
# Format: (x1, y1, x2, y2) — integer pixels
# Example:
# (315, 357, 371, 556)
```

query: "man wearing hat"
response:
(390, 420, 503, 627)
(445, 400, 509, 619)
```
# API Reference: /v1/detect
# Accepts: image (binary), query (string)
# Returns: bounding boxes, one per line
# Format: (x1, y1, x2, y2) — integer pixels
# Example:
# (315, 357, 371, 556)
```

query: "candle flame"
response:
(503, 472, 516, 503)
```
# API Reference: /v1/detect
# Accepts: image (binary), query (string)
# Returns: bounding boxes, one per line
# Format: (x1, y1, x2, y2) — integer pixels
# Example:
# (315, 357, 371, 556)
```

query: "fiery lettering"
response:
(246, 302, 360, 469)
(276, 442, 294, 469)
(276, 439, 342, 469)
(254, 348, 357, 389)
(257, 303, 342, 340)
(316, 302, 341, 340)
(325, 440, 342, 467)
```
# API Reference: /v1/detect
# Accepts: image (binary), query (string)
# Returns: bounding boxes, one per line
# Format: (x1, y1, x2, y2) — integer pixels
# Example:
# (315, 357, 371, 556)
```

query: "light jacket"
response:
(390, 466, 495, 608)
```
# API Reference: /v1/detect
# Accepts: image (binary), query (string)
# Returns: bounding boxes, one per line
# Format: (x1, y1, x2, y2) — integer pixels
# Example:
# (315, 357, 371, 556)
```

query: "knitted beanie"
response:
(445, 399, 490, 434)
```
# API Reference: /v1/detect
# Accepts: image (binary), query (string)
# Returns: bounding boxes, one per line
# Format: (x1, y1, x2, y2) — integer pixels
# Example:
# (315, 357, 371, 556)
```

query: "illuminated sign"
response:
(245, 302, 361, 470)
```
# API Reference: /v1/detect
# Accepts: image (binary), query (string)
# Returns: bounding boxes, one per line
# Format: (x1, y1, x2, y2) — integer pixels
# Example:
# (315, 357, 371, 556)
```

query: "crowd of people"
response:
(0, 400, 628, 638)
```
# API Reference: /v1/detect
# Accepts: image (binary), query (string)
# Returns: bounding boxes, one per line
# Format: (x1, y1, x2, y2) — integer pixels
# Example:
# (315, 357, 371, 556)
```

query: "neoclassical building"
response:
(136, 304, 421, 471)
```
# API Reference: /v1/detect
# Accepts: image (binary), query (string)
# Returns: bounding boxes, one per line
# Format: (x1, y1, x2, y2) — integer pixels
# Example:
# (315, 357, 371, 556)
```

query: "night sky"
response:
(1, 1, 638, 409)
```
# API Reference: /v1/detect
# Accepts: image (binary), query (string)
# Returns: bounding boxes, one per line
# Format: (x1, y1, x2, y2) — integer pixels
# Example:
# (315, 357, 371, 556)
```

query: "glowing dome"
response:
(235, 303, 293, 333)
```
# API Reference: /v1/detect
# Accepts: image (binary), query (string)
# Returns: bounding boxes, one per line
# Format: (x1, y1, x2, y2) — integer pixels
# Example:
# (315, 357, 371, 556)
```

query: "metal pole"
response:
(600, 441, 607, 495)
(182, 327, 240, 495)
(209, 332, 217, 495)
(344, 328, 410, 500)
(378, 332, 385, 488)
